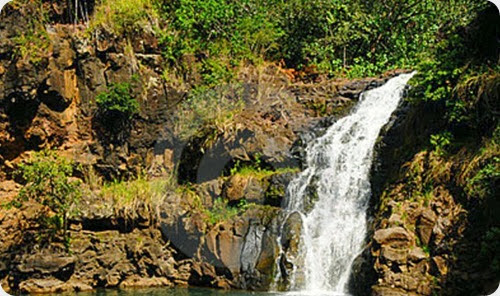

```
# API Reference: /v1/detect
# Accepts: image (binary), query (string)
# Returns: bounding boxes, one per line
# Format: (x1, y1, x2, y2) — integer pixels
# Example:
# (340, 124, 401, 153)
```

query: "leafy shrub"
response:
(430, 132, 453, 156)
(466, 157, 500, 199)
(12, 150, 80, 243)
(201, 58, 234, 86)
(95, 82, 139, 119)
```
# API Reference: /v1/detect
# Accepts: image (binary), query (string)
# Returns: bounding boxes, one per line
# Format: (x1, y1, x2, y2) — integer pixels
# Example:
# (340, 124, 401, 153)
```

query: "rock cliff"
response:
(0, 2, 393, 293)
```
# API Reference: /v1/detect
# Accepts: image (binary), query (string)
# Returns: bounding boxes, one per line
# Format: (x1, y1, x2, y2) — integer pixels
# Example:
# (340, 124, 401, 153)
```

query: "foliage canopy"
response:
(12, 150, 80, 244)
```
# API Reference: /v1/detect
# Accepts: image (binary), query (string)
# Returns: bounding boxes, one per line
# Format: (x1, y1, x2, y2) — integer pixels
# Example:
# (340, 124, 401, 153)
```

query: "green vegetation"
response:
(11, 150, 80, 245)
(174, 85, 245, 141)
(7, 0, 495, 83)
(229, 154, 265, 176)
(229, 157, 298, 180)
(96, 81, 139, 119)
(204, 198, 248, 225)
(85, 0, 493, 84)
(10, 0, 51, 65)
(465, 153, 499, 200)
(91, 0, 158, 35)
(100, 176, 168, 208)
(479, 227, 500, 278)
(430, 132, 453, 157)
(176, 184, 249, 227)
(234, 166, 298, 180)
(408, 3, 498, 133)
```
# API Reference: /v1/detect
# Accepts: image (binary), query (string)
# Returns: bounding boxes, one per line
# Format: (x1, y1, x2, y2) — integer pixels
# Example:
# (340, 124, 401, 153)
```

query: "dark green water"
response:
(39, 287, 348, 296)
(45, 287, 281, 296)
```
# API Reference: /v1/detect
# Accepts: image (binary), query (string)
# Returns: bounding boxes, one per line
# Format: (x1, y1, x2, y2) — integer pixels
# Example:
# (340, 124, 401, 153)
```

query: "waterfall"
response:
(275, 73, 415, 295)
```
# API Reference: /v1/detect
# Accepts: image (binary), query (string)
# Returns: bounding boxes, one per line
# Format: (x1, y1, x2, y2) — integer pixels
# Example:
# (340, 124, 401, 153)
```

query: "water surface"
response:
(46, 287, 347, 296)
(48, 287, 283, 296)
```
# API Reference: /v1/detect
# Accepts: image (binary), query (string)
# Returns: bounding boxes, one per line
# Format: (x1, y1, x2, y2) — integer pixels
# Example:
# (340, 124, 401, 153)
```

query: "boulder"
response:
(432, 256, 448, 276)
(223, 174, 266, 204)
(17, 254, 75, 275)
(381, 246, 407, 264)
(279, 212, 303, 279)
(416, 209, 436, 246)
(408, 247, 428, 262)
(189, 261, 217, 286)
(373, 227, 412, 247)
(18, 277, 93, 294)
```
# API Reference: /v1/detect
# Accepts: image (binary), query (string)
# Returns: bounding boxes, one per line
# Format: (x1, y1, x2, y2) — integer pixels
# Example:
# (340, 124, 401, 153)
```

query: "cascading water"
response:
(275, 73, 415, 295)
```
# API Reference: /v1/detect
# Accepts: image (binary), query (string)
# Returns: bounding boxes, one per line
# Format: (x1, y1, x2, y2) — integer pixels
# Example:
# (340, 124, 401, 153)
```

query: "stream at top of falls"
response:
(271, 72, 416, 296)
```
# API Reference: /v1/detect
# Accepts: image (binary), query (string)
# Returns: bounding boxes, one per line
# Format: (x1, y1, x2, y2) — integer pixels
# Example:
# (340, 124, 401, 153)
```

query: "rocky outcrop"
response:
(0, 195, 188, 293)
(0, 4, 183, 183)
(365, 153, 465, 295)
(160, 200, 284, 290)
(362, 78, 499, 296)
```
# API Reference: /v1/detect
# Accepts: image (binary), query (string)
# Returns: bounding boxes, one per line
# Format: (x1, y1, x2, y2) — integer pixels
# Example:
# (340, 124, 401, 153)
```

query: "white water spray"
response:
(277, 73, 415, 295)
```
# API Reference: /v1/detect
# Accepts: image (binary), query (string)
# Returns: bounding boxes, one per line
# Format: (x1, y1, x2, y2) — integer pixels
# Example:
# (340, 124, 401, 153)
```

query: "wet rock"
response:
(279, 212, 303, 280)
(303, 175, 320, 212)
(264, 172, 295, 206)
(239, 209, 282, 290)
(240, 223, 265, 279)
(338, 79, 375, 100)
(254, 224, 280, 287)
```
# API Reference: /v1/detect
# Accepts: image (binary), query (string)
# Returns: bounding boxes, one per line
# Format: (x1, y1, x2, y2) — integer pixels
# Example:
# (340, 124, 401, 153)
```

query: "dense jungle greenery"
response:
(12, 0, 495, 80)
(89, 0, 493, 80)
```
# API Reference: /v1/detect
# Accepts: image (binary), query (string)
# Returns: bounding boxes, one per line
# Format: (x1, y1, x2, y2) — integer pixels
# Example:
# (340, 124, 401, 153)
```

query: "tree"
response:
(12, 150, 80, 245)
